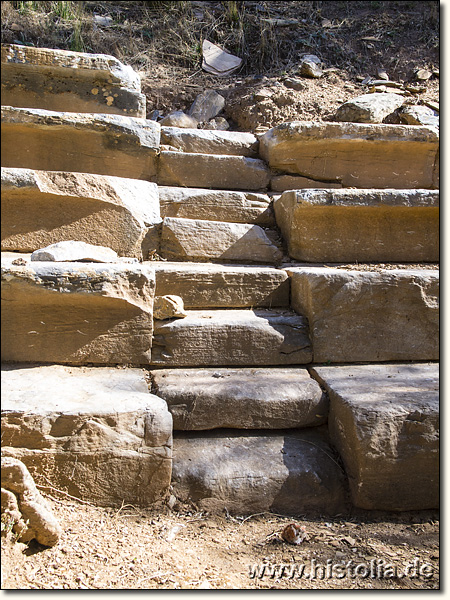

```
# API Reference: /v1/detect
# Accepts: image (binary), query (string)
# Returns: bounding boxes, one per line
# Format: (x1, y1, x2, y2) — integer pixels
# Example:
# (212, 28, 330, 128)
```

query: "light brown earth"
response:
(1, 494, 439, 590)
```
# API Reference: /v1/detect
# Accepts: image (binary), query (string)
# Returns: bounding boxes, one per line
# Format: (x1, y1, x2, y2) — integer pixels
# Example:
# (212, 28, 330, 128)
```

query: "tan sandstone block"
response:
(1, 107, 160, 180)
(151, 309, 312, 366)
(1, 44, 146, 117)
(288, 266, 439, 363)
(160, 127, 258, 156)
(160, 217, 282, 264)
(158, 186, 274, 226)
(157, 151, 270, 190)
(311, 363, 439, 510)
(274, 188, 439, 262)
(1, 365, 172, 506)
(151, 367, 327, 430)
(152, 262, 289, 308)
(1, 168, 161, 258)
(1, 255, 155, 365)
(260, 121, 439, 189)
(172, 429, 347, 516)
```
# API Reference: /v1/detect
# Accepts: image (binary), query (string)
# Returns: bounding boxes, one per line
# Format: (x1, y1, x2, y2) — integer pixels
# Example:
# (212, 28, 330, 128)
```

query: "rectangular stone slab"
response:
(160, 217, 282, 264)
(151, 309, 312, 366)
(275, 189, 439, 262)
(158, 186, 274, 226)
(160, 127, 258, 156)
(151, 367, 327, 430)
(1, 364, 172, 506)
(1, 106, 160, 180)
(157, 151, 270, 190)
(152, 262, 289, 308)
(260, 121, 439, 189)
(1, 168, 161, 258)
(1, 256, 155, 365)
(288, 266, 439, 363)
(311, 363, 439, 511)
(172, 428, 347, 516)
(1, 44, 146, 117)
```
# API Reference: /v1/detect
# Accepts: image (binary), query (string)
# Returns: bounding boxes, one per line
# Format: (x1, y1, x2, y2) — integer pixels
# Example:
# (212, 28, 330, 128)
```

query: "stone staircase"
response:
(1, 45, 439, 516)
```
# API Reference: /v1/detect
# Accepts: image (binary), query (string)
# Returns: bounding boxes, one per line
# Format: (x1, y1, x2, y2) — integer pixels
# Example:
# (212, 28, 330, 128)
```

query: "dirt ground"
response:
(1, 493, 439, 590)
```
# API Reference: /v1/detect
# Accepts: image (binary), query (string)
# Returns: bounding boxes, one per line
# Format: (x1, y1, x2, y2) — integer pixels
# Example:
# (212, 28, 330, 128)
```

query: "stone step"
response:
(1, 106, 160, 180)
(287, 266, 439, 363)
(161, 126, 258, 157)
(152, 262, 289, 308)
(275, 188, 439, 262)
(1, 167, 161, 259)
(151, 309, 312, 367)
(1, 253, 155, 365)
(1, 44, 146, 117)
(157, 151, 270, 190)
(158, 186, 274, 226)
(260, 121, 439, 189)
(151, 367, 327, 430)
(171, 428, 347, 516)
(310, 363, 439, 511)
(160, 217, 282, 264)
(1, 364, 172, 506)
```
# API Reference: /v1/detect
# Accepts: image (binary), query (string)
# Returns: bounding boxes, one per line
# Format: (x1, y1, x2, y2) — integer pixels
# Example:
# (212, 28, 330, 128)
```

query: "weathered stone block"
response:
(160, 217, 282, 264)
(1, 107, 160, 180)
(260, 121, 439, 189)
(1, 44, 146, 117)
(151, 367, 327, 430)
(153, 262, 289, 308)
(288, 267, 439, 363)
(1, 255, 155, 365)
(158, 186, 273, 226)
(270, 174, 343, 192)
(1, 168, 161, 258)
(160, 127, 258, 156)
(311, 363, 439, 511)
(275, 189, 439, 262)
(1, 365, 172, 506)
(157, 151, 270, 190)
(151, 309, 312, 366)
(333, 93, 405, 123)
(172, 428, 347, 515)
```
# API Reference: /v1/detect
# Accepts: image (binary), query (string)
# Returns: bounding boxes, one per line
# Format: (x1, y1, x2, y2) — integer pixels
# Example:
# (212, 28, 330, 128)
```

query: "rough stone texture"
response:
(154, 295, 187, 320)
(151, 367, 327, 430)
(1, 456, 62, 546)
(299, 54, 323, 78)
(160, 217, 283, 264)
(1, 168, 161, 258)
(274, 188, 439, 262)
(1, 106, 160, 180)
(270, 174, 343, 192)
(172, 428, 347, 515)
(159, 111, 198, 128)
(288, 266, 439, 363)
(157, 151, 270, 190)
(152, 262, 290, 309)
(260, 121, 439, 189)
(1, 44, 146, 117)
(158, 186, 273, 226)
(151, 309, 312, 366)
(160, 127, 258, 157)
(399, 105, 439, 129)
(188, 90, 225, 122)
(1, 365, 172, 507)
(311, 363, 439, 511)
(1, 256, 155, 365)
(333, 93, 405, 123)
(30, 241, 118, 263)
